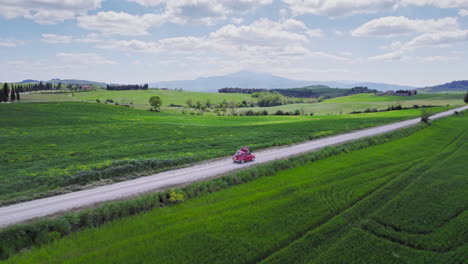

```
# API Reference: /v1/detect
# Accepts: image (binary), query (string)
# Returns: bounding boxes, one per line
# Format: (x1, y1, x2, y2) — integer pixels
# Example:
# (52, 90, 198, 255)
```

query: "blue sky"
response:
(1, 0, 468, 86)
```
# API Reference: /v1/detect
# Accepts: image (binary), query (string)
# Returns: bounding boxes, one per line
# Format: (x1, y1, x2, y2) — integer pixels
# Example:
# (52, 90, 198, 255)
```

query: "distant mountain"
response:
(150, 70, 417, 92)
(417, 80, 468, 94)
(17, 79, 39, 84)
(15, 79, 107, 87)
(48, 79, 107, 87)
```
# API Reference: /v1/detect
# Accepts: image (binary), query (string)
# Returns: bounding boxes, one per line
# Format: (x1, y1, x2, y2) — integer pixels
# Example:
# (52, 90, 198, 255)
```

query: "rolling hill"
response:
(150, 70, 417, 92)
(418, 80, 468, 93)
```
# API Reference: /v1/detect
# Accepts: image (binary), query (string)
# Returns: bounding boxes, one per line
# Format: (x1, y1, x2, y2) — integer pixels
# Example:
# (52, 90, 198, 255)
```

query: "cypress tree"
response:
(10, 87, 16, 101)
(3, 83, 9, 102)
(16, 88, 20, 100)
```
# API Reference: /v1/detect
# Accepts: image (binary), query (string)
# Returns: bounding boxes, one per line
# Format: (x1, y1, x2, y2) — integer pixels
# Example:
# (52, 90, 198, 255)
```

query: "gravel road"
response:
(0, 106, 466, 228)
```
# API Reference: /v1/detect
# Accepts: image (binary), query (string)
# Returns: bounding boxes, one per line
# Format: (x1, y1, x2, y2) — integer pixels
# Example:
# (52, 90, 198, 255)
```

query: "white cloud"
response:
(127, 0, 272, 25)
(368, 50, 405, 61)
(404, 29, 468, 49)
(0, 38, 24, 47)
(0, 0, 103, 24)
(351, 16, 459, 37)
(401, 0, 468, 8)
(127, 0, 166, 6)
(282, 0, 398, 17)
(335, 30, 343, 36)
(379, 41, 403, 50)
(98, 18, 343, 65)
(56, 53, 116, 65)
(416, 55, 461, 62)
(231, 17, 244, 24)
(370, 29, 468, 61)
(41, 33, 101, 44)
(210, 19, 309, 47)
(77, 0, 273, 36)
(459, 9, 468, 16)
(77, 11, 165, 36)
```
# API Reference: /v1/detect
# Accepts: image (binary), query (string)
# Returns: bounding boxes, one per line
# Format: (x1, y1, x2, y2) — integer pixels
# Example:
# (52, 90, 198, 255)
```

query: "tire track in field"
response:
(367, 129, 467, 233)
(357, 130, 467, 253)
(255, 160, 421, 264)
(259, 131, 467, 263)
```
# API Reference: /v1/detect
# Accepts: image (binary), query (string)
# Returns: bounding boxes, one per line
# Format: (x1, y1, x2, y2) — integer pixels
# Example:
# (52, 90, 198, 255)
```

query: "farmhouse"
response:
(80, 85, 93, 90)
(377, 90, 417, 96)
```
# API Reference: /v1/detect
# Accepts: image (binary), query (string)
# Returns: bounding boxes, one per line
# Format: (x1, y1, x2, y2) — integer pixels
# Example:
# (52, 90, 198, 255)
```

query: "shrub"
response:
(149, 96, 162, 111)
(420, 110, 430, 124)
(275, 110, 284, 115)
(168, 190, 185, 204)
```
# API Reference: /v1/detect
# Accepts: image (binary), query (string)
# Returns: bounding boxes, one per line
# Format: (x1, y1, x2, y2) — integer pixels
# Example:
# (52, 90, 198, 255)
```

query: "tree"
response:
(185, 98, 193, 108)
(149, 96, 162, 111)
(420, 110, 430, 124)
(10, 87, 16, 101)
(2, 83, 9, 102)
(16, 88, 20, 100)
(464, 91, 468, 104)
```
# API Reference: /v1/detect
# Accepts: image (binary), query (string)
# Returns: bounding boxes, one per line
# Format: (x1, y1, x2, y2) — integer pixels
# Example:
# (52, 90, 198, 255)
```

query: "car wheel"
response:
(241, 160, 245, 164)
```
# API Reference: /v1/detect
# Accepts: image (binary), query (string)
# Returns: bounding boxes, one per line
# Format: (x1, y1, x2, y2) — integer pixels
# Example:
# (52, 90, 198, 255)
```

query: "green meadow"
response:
(1, 102, 451, 203)
(19, 89, 255, 110)
(19, 90, 465, 115)
(6, 111, 466, 264)
(240, 93, 464, 115)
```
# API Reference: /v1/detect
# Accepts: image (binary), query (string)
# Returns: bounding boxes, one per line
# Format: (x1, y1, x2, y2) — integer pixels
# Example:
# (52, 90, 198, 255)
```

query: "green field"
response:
(19, 89, 256, 110)
(6, 112, 466, 264)
(18, 90, 465, 115)
(323, 93, 462, 103)
(1, 102, 451, 204)
(235, 93, 464, 115)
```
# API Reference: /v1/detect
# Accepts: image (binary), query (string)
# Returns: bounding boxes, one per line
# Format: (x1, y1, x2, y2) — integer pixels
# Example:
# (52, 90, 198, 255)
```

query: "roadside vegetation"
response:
(1, 102, 451, 204)
(4, 113, 466, 263)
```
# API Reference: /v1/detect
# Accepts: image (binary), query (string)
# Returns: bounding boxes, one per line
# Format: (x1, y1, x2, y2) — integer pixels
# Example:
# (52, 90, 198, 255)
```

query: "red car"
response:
(232, 150, 255, 164)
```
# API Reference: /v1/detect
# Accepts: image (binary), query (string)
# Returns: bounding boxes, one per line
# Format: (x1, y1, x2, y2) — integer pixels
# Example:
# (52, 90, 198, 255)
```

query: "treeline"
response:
(253, 92, 310, 107)
(106, 84, 148, 90)
(350, 104, 435, 114)
(1, 81, 104, 102)
(0, 83, 20, 102)
(395, 89, 417, 95)
(218, 88, 268, 94)
(5, 82, 58, 94)
(272, 86, 378, 99)
(220, 85, 378, 99)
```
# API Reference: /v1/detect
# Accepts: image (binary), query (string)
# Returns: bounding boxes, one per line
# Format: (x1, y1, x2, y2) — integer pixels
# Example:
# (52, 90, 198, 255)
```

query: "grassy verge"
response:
(1, 102, 451, 204)
(0, 121, 428, 260)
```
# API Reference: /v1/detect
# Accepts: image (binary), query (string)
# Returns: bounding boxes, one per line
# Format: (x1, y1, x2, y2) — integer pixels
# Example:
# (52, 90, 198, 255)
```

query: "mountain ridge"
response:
(150, 71, 417, 92)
